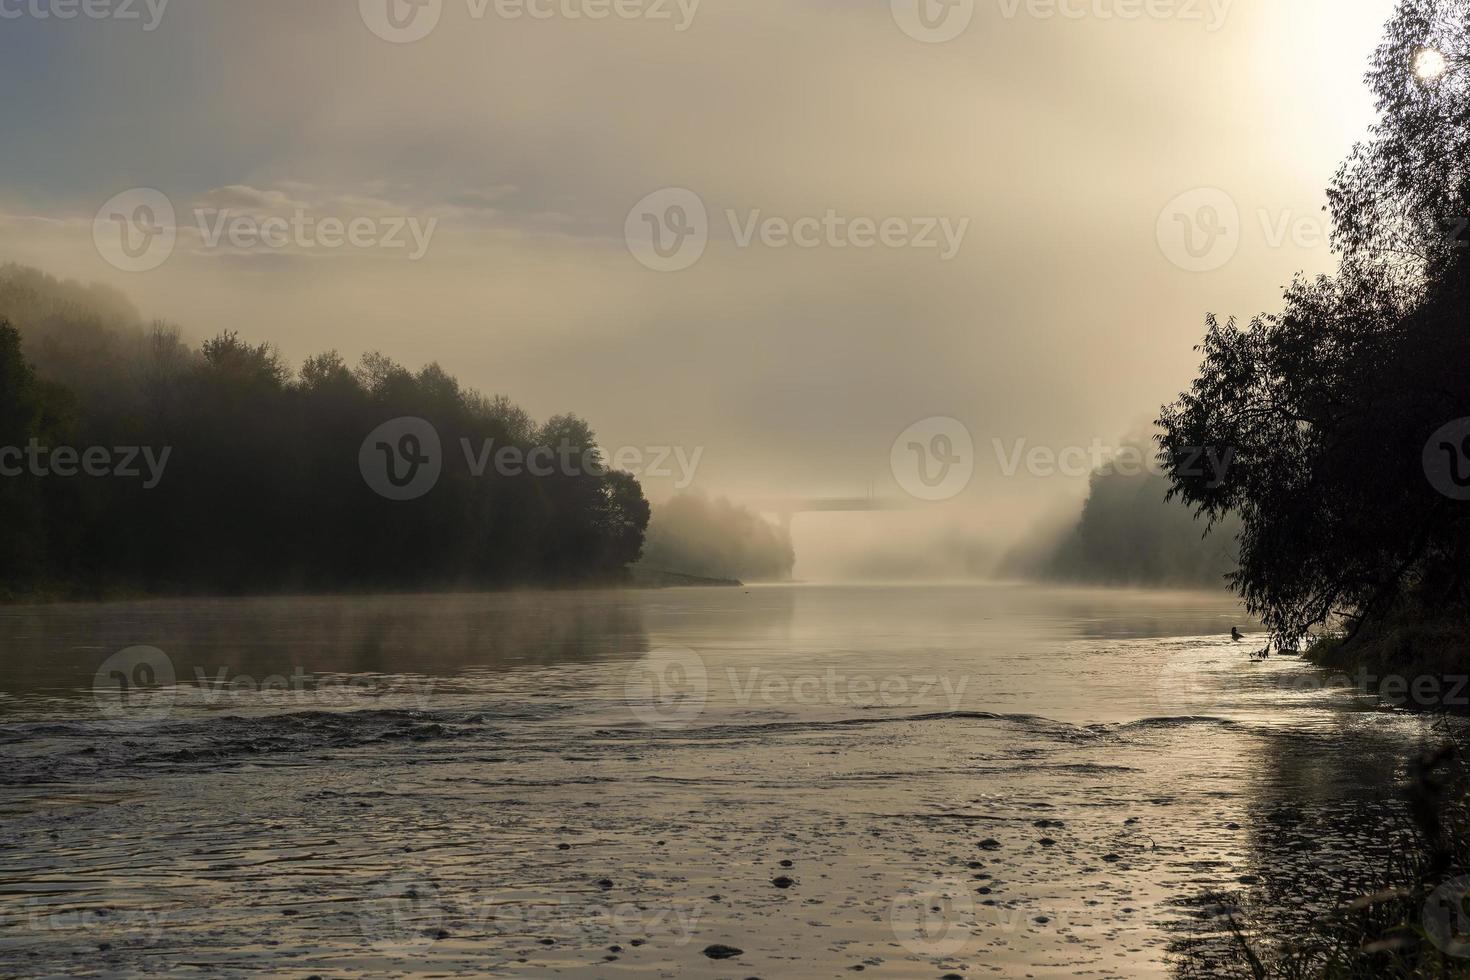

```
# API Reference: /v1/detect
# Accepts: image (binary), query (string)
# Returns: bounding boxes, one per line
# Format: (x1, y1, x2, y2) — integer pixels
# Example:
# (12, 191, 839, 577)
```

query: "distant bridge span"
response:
(747, 495, 920, 530)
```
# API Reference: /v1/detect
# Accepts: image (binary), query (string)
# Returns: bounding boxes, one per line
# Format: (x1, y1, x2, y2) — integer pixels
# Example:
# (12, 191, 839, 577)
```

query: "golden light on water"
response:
(1415, 47, 1449, 81)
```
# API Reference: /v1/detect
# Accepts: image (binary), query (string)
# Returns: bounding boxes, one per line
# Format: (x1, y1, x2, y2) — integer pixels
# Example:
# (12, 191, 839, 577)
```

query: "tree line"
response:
(0, 264, 649, 599)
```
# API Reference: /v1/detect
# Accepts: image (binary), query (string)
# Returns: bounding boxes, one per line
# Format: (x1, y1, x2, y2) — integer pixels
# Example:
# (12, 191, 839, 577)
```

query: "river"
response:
(0, 583, 1453, 977)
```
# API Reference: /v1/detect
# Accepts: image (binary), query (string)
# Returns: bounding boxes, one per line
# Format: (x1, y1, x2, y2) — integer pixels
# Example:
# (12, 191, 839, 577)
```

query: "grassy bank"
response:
(1304, 595, 1470, 713)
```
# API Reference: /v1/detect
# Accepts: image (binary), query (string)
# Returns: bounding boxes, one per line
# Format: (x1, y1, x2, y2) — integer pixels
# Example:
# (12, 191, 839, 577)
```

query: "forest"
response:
(0, 264, 650, 598)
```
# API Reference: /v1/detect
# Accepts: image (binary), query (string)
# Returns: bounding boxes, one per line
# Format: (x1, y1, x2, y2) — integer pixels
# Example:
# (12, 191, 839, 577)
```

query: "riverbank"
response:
(1304, 597, 1470, 714)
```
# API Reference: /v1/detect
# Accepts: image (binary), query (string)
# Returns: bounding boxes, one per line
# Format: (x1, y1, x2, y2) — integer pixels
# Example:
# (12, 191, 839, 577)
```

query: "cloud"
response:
(198, 185, 306, 212)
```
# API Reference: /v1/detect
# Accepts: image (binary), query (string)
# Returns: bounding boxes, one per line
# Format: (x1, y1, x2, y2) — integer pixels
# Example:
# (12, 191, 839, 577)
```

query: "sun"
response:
(1415, 47, 1449, 81)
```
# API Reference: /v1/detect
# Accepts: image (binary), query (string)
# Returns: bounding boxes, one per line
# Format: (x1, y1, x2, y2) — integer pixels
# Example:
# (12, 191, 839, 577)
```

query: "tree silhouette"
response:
(1159, 0, 1470, 646)
(0, 266, 652, 598)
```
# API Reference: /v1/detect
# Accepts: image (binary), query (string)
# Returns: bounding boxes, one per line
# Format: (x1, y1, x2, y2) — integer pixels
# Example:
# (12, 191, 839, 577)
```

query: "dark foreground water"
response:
(0, 584, 1457, 978)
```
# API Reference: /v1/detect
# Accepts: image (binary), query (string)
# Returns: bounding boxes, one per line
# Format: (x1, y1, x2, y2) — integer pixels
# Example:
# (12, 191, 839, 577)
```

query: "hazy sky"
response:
(0, 0, 1397, 576)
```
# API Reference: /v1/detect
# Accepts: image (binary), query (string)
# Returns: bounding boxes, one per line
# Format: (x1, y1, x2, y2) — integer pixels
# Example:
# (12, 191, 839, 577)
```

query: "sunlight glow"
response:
(1415, 47, 1449, 81)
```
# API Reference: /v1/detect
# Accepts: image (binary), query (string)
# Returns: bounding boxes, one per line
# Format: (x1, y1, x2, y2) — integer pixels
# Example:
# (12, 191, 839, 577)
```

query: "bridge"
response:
(746, 493, 920, 531)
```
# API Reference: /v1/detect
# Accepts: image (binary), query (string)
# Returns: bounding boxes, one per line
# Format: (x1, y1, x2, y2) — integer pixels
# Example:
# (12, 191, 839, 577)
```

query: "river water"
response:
(0, 584, 1454, 977)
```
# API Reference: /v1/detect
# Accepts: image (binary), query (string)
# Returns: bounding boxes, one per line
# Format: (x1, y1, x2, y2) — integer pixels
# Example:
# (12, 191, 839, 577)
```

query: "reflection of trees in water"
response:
(3, 593, 654, 696)
(1050, 592, 1245, 642)
(2, 588, 801, 703)
(1170, 718, 1442, 977)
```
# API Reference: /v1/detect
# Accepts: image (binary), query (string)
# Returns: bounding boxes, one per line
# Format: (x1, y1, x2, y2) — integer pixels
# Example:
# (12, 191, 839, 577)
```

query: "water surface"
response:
(0, 584, 1450, 977)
